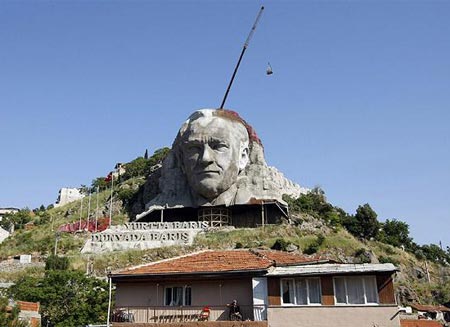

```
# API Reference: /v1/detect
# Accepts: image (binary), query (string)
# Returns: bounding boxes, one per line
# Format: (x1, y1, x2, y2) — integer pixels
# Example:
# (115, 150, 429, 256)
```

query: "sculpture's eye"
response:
(211, 142, 228, 152)
(186, 144, 202, 154)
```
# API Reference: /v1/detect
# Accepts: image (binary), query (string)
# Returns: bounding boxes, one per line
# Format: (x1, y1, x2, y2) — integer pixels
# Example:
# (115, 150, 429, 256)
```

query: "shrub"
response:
(303, 234, 326, 255)
(271, 239, 290, 251)
(45, 255, 69, 271)
(303, 243, 319, 255)
(235, 242, 243, 249)
(354, 248, 371, 263)
(117, 188, 136, 206)
(378, 256, 399, 265)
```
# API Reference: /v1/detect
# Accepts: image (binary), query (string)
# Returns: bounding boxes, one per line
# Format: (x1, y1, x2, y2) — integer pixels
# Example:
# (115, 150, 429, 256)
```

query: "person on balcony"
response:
(227, 299, 242, 321)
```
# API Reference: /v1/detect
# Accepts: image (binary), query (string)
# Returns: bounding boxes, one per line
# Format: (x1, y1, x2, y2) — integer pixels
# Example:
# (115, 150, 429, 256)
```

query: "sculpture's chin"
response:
(191, 177, 233, 202)
(193, 182, 222, 201)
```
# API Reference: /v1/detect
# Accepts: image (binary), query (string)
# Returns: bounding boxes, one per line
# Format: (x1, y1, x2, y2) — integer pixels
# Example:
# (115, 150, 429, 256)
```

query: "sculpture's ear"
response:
(238, 142, 249, 171)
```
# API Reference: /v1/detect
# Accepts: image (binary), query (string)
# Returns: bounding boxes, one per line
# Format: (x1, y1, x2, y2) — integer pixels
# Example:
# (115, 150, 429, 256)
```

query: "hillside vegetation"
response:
(1, 148, 449, 307)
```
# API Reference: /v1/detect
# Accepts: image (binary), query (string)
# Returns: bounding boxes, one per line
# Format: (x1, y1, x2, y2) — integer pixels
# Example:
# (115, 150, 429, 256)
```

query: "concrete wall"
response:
(116, 278, 253, 307)
(55, 187, 84, 207)
(268, 305, 400, 327)
(0, 227, 10, 243)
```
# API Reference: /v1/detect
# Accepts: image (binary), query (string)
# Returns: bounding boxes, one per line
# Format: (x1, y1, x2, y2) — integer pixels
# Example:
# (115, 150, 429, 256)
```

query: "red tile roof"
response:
(114, 249, 322, 276)
(400, 320, 443, 327)
(17, 301, 40, 312)
(255, 249, 322, 266)
(411, 304, 450, 312)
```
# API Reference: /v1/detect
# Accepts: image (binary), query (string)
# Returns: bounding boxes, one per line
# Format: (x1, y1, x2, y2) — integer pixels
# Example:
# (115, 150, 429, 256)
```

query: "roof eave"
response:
(112, 268, 269, 282)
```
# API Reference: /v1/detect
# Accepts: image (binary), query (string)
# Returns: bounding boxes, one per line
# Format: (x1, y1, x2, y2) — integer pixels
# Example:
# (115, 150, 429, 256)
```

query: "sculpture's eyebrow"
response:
(184, 136, 229, 144)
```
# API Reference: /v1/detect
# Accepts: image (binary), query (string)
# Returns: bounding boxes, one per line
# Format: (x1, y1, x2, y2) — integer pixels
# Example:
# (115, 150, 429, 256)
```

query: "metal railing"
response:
(111, 304, 267, 323)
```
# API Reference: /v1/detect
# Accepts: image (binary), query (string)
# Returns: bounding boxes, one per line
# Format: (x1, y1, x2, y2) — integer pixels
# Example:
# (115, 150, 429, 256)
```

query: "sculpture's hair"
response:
(173, 109, 255, 146)
(214, 109, 262, 146)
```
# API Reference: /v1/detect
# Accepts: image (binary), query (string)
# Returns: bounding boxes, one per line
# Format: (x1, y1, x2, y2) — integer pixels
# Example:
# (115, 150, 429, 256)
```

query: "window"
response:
(164, 286, 192, 306)
(334, 276, 378, 305)
(281, 278, 321, 305)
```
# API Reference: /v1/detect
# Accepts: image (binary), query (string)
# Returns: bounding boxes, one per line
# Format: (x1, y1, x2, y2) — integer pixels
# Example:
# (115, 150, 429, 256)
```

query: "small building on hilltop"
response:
(54, 187, 84, 207)
(0, 207, 19, 221)
(110, 249, 400, 327)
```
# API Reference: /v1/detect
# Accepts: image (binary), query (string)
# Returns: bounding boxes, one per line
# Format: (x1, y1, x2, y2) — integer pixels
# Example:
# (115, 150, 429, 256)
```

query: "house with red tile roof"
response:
(110, 249, 400, 327)
(407, 303, 450, 323)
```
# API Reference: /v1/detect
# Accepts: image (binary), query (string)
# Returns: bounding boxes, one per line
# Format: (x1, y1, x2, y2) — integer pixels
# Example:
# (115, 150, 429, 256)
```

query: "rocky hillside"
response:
(1, 149, 449, 306)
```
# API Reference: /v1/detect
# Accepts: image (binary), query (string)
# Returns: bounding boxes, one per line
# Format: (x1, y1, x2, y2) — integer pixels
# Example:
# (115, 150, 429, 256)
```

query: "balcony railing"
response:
(111, 304, 267, 323)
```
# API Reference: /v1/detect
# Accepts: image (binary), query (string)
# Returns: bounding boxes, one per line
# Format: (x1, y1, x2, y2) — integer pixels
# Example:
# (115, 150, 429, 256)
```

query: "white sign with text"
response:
(81, 221, 209, 253)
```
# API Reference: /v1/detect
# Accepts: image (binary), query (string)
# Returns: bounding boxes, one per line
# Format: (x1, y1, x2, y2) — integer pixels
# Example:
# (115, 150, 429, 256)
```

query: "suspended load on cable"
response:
(266, 62, 273, 75)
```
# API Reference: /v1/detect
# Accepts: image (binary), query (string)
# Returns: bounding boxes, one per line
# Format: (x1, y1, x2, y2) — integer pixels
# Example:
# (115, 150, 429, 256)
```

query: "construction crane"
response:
(219, 6, 265, 109)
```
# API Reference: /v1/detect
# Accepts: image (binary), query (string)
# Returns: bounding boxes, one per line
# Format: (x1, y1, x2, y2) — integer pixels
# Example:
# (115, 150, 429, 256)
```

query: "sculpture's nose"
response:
(199, 144, 214, 164)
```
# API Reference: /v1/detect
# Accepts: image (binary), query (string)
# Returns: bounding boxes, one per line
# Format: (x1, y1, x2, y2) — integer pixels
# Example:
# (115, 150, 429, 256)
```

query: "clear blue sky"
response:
(1, 1, 449, 247)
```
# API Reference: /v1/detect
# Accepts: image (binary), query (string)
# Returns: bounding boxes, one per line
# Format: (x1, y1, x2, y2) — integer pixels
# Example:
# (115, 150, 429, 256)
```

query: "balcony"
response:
(111, 305, 267, 324)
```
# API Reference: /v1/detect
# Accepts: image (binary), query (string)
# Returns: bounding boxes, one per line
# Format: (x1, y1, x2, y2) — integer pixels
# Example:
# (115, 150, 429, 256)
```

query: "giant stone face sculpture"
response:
(177, 110, 250, 205)
(137, 109, 307, 218)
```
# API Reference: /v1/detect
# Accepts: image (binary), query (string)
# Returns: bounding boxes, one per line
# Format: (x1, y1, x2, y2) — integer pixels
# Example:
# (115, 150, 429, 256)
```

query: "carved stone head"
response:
(138, 109, 305, 216)
(174, 109, 250, 202)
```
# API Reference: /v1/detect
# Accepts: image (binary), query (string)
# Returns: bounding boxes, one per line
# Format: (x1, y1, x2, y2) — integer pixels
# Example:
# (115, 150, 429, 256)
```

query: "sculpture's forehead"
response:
(184, 116, 247, 141)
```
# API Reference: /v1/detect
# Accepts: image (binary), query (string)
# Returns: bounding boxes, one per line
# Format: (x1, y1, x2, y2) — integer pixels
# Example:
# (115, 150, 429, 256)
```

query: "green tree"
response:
(79, 185, 89, 194)
(123, 147, 171, 180)
(117, 188, 136, 206)
(148, 147, 170, 166)
(345, 204, 380, 239)
(283, 188, 347, 227)
(34, 205, 46, 212)
(9, 270, 109, 327)
(91, 177, 109, 191)
(0, 209, 32, 231)
(377, 219, 413, 249)
(123, 157, 148, 179)
(419, 244, 450, 265)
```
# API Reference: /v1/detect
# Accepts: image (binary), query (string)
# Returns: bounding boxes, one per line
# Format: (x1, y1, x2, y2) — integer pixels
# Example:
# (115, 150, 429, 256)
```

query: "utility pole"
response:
(78, 197, 84, 231)
(95, 185, 99, 233)
(87, 190, 92, 231)
(425, 260, 431, 284)
(109, 174, 114, 228)
(54, 232, 60, 256)
(106, 267, 112, 327)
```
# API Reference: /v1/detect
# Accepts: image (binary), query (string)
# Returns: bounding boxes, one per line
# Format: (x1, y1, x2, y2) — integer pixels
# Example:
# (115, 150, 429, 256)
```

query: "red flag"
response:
(105, 172, 112, 182)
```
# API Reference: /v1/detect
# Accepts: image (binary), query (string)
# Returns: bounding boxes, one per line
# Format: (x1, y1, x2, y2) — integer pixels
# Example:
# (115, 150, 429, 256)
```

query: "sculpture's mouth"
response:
(197, 170, 220, 175)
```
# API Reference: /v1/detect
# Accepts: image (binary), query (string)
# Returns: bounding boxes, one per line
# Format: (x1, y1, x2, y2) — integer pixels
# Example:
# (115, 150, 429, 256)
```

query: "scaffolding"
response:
(198, 207, 231, 227)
